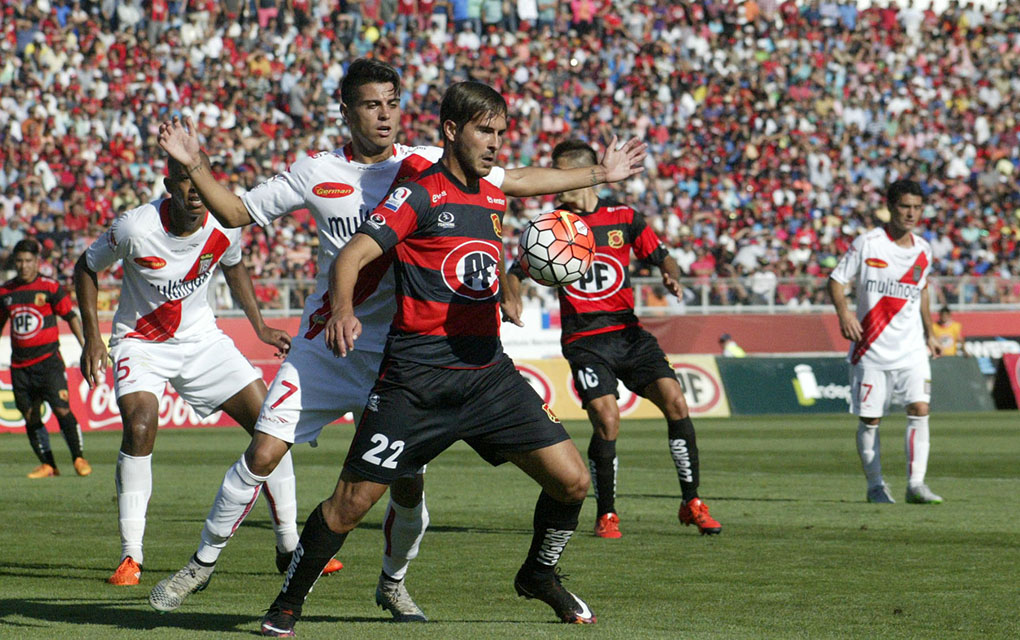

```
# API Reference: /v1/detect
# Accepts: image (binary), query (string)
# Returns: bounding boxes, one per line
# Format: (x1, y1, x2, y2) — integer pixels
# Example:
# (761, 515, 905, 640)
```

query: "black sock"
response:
(57, 412, 83, 459)
(275, 503, 348, 614)
(668, 417, 700, 502)
(587, 436, 617, 516)
(26, 422, 56, 466)
(523, 491, 582, 575)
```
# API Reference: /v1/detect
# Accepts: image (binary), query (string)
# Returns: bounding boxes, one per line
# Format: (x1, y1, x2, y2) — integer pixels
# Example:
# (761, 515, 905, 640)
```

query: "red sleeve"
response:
(630, 210, 668, 264)
(51, 283, 75, 317)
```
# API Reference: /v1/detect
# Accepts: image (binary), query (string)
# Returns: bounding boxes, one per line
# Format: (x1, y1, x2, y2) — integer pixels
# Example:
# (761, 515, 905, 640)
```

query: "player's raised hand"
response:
(257, 325, 292, 358)
(80, 338, 109, 388)
(158, 116, 202, 167)
(599, 136, 648, 183)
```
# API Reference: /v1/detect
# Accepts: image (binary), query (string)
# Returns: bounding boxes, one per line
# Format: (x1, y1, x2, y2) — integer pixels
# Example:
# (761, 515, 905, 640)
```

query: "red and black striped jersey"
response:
(512, 199, 669, 344)
(358, 162, 507, 368)
(0, 275, 74, 368)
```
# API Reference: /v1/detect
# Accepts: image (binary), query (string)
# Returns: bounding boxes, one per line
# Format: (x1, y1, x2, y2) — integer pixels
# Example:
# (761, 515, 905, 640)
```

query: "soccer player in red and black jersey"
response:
(257, 83, 599, 636)
(506, 140, 721, 539)
(0, 239, 91, 478)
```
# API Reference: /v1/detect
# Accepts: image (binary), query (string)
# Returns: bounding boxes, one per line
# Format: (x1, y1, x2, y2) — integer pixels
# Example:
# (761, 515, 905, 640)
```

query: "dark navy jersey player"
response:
(257, 82, 598, 637)
(506, 140, 721, 540)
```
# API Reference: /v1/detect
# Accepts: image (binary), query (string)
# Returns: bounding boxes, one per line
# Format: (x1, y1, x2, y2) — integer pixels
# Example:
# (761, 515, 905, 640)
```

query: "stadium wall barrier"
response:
(641, 311, 1020, 355)
(717, 356, 994, 415)
(0, 354, 730, 435)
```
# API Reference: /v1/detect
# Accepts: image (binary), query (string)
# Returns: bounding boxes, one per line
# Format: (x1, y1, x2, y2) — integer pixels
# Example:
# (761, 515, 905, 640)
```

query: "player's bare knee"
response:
(245, 443, 282, 476)
(907, 403, 929, 417)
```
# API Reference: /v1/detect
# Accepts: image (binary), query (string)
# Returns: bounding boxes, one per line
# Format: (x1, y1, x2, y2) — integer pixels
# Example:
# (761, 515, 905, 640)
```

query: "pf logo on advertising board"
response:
(442, 241, 500, 300)
(670, 362, 721, 414)
(564, 254, 625, 302)
(11, 307, 44, 339)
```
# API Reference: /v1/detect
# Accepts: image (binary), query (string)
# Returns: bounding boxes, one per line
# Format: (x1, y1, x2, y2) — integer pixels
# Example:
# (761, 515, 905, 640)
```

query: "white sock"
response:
(196, 455, 269, 564)
(856, 421, 884, 488)
(263, 450, 299, 553)
(116, 451, 152, 565)
(905, 415, 931, 487)
(380, 495, 430, 581)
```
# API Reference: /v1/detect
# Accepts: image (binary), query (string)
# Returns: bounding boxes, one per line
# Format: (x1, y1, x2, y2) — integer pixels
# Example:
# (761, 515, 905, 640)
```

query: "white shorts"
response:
(111, 332, 261, 418)
(849, 361, 931, 418)
(255, 335, 382, 445)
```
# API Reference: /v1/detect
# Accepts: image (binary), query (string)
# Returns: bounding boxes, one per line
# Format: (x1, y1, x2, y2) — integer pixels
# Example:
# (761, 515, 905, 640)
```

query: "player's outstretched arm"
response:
(501, 136, 648, 197)
(827, 277, 862, 342)
(73, 254, 108, 388)
(325, 233, 384, 358)
(158, 116, 254, 227)
(221, 261, 291, 358)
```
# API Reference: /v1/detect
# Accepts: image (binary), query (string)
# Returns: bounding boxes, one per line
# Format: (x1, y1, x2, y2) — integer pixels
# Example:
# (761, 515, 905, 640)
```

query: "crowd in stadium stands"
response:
(3, 0, 1020, 310)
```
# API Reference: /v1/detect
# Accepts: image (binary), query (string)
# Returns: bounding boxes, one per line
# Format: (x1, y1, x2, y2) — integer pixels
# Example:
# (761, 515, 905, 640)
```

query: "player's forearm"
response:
(919, 288, 935, 339)
(827, 278, 851, 316)
(659, 256, 680, 283)
(67, 315, 86, 347)
(502, 165, 606, 197)
(186, 161, 253, 227)
(72, 256, 103, 340)
(330, 234, 385, 316)
(222, 262, 267, 333)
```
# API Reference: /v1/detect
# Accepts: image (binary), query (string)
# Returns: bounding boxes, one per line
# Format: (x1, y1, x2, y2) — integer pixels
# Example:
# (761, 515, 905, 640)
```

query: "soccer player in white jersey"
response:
(150, 58, 647, 620)
(73, 153, 299, 587)
(828, 179, 944, 505)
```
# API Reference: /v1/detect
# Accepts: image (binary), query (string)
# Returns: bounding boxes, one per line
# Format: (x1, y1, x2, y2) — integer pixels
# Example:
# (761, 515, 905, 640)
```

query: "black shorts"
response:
(562, 326, 675, 408)
(344, 355, 570, 484)
(11, 353, 71, 416)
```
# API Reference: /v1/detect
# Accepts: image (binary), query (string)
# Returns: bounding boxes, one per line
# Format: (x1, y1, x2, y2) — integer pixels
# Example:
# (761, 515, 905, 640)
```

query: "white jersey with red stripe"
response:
(240, 143, 505, 354)
(85, 199, 242, 346)
(830, 226, 932, 369)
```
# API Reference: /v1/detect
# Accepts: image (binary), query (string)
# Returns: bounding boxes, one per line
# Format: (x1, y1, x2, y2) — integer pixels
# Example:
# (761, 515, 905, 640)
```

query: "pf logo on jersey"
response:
(564, 254, 625, 301)
(11, 308, 44, 338)
(441, 241, 500, 300)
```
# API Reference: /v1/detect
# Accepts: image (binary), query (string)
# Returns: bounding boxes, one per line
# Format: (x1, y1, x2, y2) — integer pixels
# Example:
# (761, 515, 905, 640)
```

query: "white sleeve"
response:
(85, 213, 132, 272)
(830, 235, 864, 285)
(241, 155, 317, 227)
(483, 166, 506, 189)
(220, 228, 243, 267)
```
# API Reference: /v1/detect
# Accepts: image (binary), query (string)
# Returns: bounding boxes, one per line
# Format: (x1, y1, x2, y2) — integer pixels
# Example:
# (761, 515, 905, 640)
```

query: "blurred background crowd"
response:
(2, 0, 1019, 310)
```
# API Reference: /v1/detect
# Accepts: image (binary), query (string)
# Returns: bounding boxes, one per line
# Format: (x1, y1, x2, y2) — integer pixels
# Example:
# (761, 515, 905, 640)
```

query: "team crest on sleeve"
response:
(441, 241, 500, 300)
(490, 214, 502, 237)
(383, 187, 412, 212)
(607, 230, 624, 249)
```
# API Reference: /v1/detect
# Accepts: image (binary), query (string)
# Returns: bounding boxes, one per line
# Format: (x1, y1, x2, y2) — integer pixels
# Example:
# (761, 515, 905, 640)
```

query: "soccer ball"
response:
(518, 210, 596, 287)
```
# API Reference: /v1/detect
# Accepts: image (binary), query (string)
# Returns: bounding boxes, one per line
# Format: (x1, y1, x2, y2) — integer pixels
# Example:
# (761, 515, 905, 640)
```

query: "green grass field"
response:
(1, 413, 1017, 639)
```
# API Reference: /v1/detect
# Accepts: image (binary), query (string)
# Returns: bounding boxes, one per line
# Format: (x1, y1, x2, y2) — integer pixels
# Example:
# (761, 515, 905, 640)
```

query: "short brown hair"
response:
(439, 82, 507, 142)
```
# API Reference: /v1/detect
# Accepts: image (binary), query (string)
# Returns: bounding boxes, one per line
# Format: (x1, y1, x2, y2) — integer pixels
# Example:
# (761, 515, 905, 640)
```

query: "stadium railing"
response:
(89, 275, 1020, 318)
